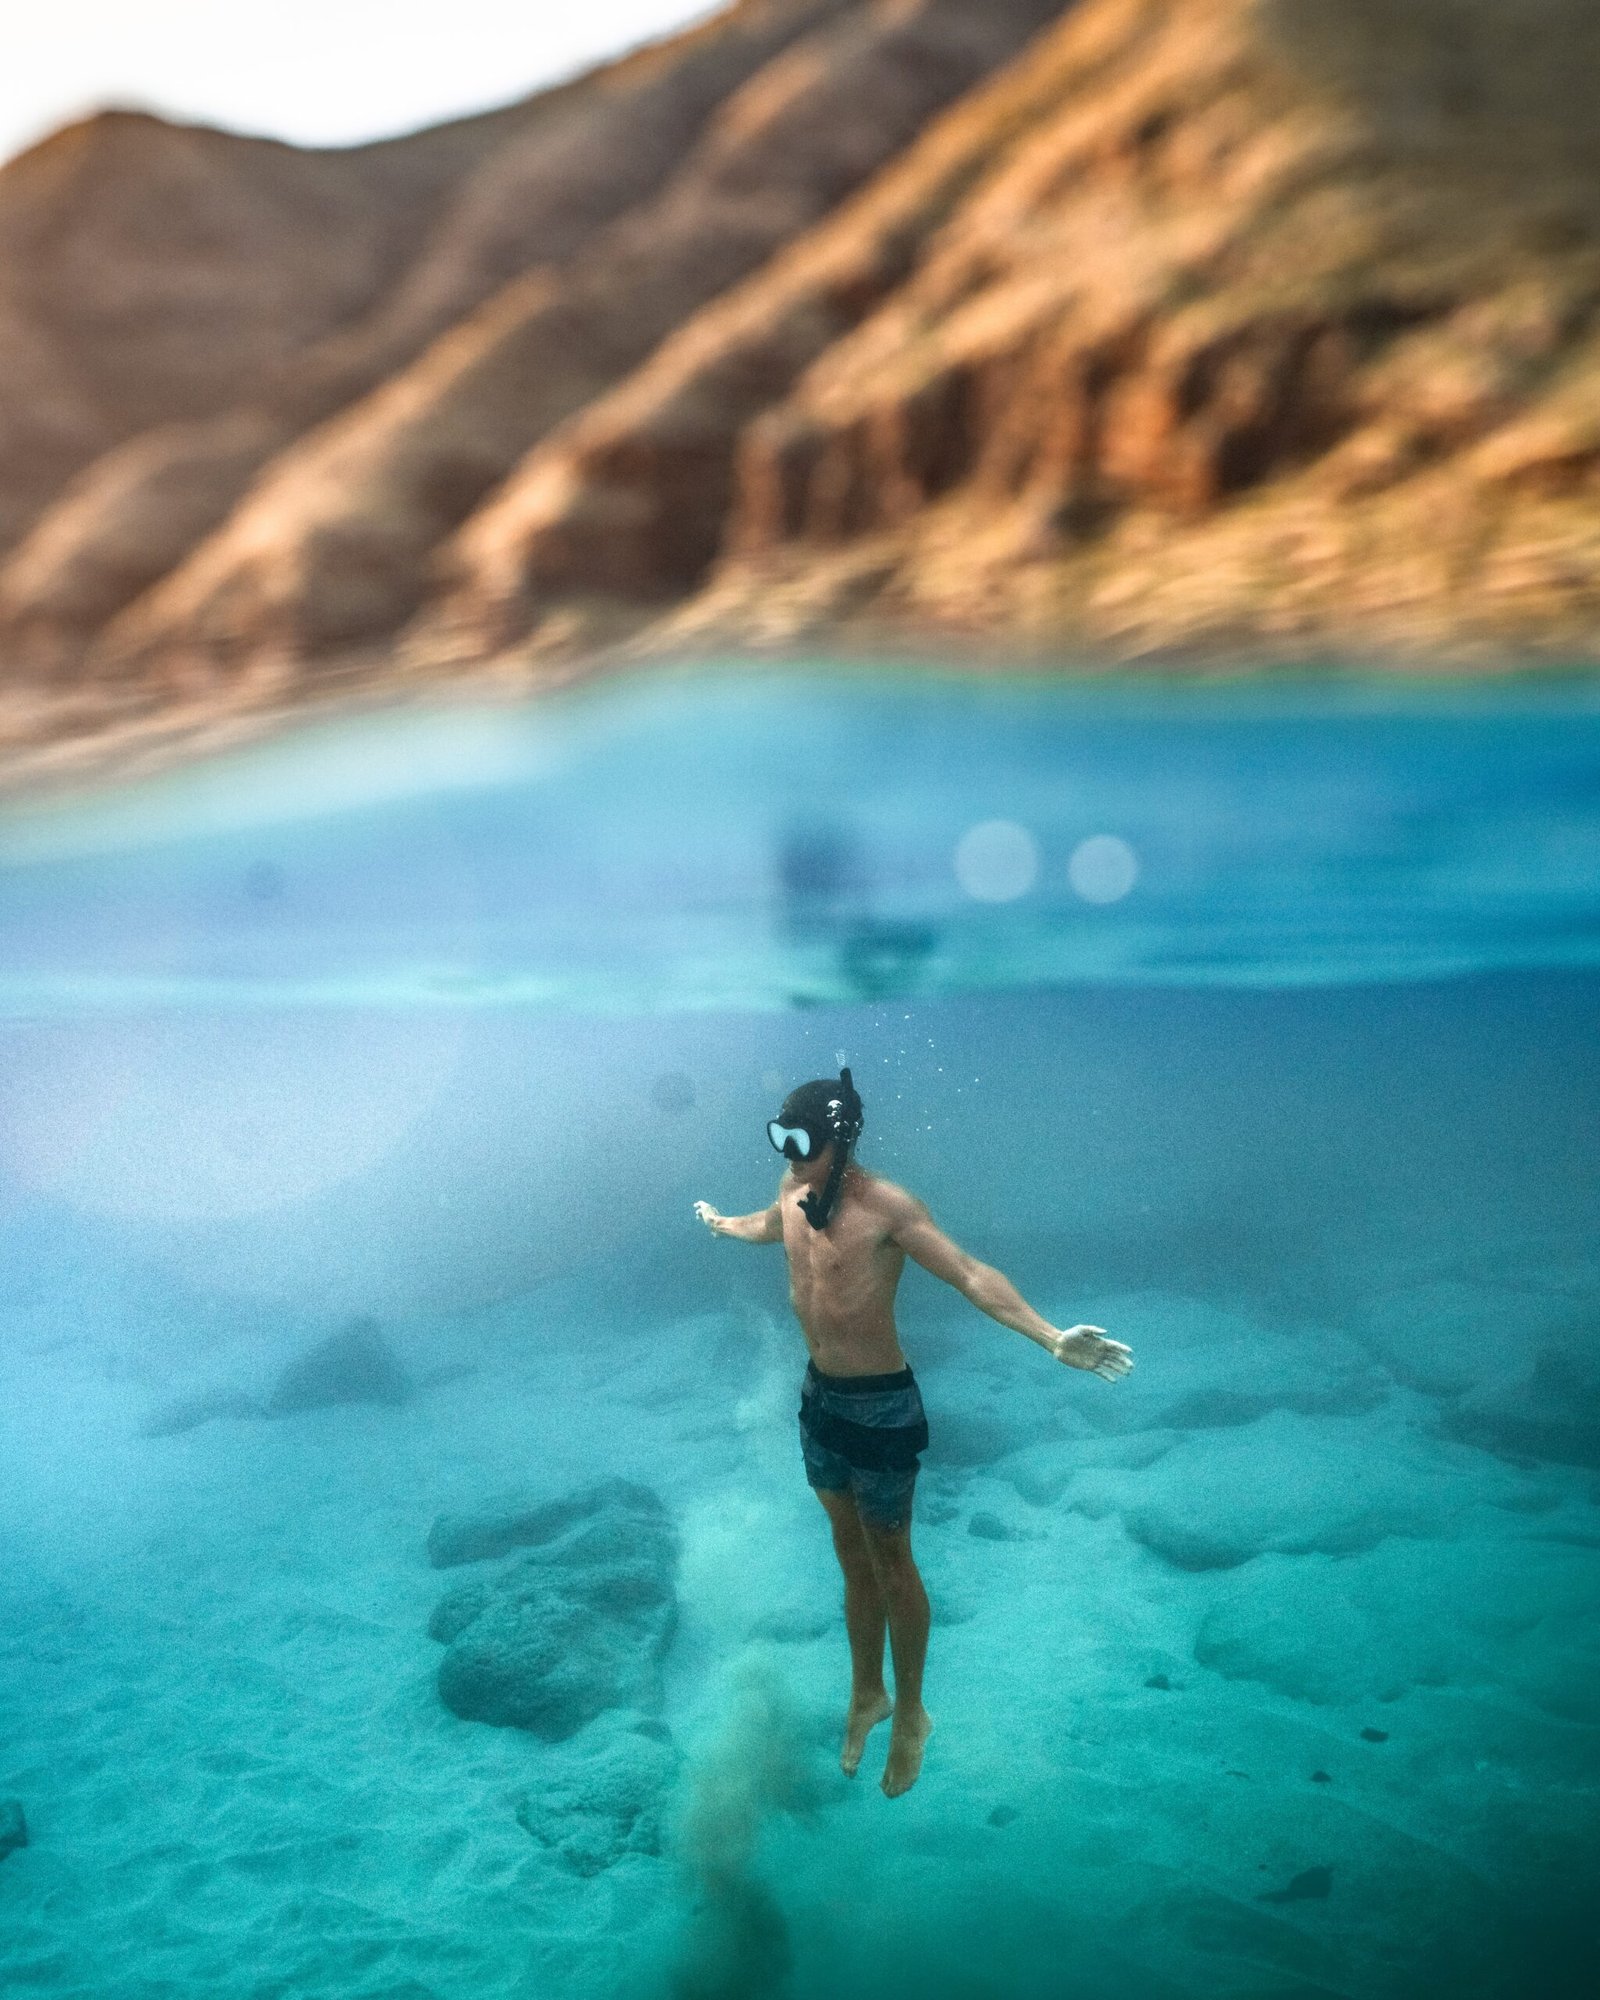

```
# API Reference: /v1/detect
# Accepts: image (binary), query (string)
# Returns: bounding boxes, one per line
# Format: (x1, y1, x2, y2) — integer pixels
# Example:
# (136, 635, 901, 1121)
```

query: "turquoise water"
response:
(0, 670, 1597, 1999)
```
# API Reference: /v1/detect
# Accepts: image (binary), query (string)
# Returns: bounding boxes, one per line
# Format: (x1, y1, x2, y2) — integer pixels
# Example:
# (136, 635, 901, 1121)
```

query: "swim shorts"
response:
(798, 1360, 929, 1532)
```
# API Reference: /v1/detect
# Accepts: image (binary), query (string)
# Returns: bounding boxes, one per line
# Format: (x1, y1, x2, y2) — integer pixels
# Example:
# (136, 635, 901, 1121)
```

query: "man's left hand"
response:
(1049, 1324, 1133, 1381)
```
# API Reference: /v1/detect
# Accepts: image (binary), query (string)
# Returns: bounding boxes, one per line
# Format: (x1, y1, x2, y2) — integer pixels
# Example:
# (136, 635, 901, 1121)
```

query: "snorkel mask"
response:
(766, 1067, 864, 1230)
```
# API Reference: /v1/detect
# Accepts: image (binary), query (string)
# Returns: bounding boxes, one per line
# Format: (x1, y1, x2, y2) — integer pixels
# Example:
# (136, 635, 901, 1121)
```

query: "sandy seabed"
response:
(3, 1248, 1597, 2000)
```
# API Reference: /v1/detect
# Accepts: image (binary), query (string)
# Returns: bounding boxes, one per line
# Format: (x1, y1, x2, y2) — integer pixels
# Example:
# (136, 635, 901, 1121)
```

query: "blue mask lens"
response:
(767, 1120, 813, 1159)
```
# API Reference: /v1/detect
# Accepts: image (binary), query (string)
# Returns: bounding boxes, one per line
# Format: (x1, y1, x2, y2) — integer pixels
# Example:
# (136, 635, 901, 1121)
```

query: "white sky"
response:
(3, 1, 722, 167)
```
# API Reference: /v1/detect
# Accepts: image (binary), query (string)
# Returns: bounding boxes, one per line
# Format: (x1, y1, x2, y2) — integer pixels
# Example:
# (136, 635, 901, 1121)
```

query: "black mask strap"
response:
(800, 1146, 850, 1230)
(799, 1066, 861, 1230)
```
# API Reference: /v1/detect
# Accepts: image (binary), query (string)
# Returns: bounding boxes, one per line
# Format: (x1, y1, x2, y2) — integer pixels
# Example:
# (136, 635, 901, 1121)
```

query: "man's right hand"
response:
(694, 1200, 729, 1235)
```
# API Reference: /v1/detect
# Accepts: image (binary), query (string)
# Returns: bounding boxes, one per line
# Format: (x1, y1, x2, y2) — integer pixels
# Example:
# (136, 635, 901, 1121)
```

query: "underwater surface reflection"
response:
(0, 670, 1596, 2000)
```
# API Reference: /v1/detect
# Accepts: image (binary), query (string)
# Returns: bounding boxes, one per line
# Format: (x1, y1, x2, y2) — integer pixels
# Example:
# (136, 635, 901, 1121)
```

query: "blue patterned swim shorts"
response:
(798, 1360, 929, 1532)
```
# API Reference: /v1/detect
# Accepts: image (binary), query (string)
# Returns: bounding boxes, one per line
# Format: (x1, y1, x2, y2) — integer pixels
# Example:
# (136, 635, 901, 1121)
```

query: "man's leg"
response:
(860, 1516, 933, 1798)
(816, 1488, 893, 1775)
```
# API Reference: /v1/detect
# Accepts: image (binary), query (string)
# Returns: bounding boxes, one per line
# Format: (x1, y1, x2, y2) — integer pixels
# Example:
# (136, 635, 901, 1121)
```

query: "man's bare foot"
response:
(841, 1690, 893, 1776)
(881, 1706, 933, 1797)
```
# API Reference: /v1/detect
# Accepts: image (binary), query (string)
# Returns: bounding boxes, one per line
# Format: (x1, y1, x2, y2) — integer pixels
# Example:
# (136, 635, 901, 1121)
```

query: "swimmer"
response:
(695, 1067, 1132, 1797)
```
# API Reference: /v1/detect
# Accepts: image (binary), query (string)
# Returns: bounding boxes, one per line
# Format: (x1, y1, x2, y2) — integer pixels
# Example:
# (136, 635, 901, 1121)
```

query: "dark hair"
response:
(778, 1072, 864, 1139)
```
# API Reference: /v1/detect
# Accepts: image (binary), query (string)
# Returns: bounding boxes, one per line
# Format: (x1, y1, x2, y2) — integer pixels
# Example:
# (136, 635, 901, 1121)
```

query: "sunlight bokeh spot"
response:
(1068, 833, 1139, 904)
(953, 819, 1039, 903)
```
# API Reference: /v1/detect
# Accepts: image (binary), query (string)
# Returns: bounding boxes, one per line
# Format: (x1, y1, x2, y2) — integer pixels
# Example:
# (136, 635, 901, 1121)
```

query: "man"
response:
(694, 1067, 1133, 1798)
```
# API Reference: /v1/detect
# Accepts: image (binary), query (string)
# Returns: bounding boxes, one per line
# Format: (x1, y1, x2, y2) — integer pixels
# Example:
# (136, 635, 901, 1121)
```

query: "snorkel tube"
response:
(796, 1067, 864, 1231)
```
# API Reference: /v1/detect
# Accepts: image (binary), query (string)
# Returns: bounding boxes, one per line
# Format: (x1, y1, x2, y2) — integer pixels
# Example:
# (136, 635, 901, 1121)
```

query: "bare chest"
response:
(780, 1195, 901, 1313)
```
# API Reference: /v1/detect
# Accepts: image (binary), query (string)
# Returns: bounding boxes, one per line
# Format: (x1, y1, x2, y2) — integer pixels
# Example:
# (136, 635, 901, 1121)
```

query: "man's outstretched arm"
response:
(890, 1194, 1133, 1382)
(695, 1198, 782, 1243)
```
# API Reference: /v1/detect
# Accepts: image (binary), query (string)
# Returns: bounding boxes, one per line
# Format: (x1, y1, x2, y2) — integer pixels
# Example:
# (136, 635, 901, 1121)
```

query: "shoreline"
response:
(4, 635, 1599, 810)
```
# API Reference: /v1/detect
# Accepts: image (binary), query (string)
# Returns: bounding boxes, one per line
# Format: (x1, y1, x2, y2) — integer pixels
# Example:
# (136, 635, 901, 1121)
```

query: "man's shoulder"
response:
(852, 1172, 924, 1223)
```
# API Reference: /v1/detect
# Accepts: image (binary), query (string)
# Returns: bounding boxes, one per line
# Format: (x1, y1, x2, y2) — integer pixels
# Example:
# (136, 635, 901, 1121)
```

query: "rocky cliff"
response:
(666, 0, 1600, 664)
(443, 0, 1600, 668)
(88, 0, 1059, 691)
(3, 0, 1600, 783)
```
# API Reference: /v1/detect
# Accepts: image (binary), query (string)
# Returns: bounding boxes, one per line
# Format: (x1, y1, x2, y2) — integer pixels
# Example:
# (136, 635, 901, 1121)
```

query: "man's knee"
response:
(861, 1521, 920, 1588)
(818, 1490, 873, 1566)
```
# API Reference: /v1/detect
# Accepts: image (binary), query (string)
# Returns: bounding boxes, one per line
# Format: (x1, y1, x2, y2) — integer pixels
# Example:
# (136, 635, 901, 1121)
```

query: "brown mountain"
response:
(0, 0, 857, 672)
(4, 0, 1600, 786)
(87, 0, 1060, 690)
(0, 95, 538, 552)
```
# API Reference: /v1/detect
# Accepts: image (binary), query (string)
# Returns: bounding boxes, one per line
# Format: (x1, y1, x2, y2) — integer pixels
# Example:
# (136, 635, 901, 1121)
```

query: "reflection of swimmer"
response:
(773, 824, 937, 1000)
(775, 823, 858, 937)
(695, 1068, 1133, 1798)
(837, 919, 936, 1001)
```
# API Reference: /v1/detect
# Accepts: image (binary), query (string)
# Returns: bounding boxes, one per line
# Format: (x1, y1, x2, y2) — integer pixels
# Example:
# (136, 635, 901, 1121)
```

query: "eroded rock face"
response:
(428, 1481, 679, 1737)
(657, 0, 1600, 665)
(0, 415, 287, 673)
(412, 0, 1066, 659)
(408, 0, 1600, 672)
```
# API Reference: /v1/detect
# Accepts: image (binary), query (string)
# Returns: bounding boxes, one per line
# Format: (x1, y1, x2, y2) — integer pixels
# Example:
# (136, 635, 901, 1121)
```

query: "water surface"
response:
(1, 669, 1596, 2000)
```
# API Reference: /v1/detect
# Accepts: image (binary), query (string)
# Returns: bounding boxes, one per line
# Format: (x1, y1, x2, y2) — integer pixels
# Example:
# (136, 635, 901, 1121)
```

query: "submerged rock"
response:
(140, 1389, 265, 1438)
(924, 1407, 1036, 1470)
(1442, 1342, 1600, 1469)
(1351, 1282, 1585, 1400)
(1061, 1408, 1529, 1571)
(1259, 1865, 1333, 1904)
(0, 1800, 26, 1860)
(265, 1319, 412, 1415)
(428, 1475, 651, 1568)
(1118, 1883, 1346, 1994)
(429, 1481, 678, 1737)
(1001, 1430, 1176, 1506)
(966, 1510, 1036, 1542)
(1063, 1296, 1386, 1439)
(142, 1321, 454, 1437)
(1194, 1536, 1600, 1718)
(748, 1606, 835, 1644)
(515, 1719, 681, 1875)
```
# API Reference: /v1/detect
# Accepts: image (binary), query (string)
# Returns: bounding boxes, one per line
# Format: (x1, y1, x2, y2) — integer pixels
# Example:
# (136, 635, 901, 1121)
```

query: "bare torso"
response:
(697, 1158, 1132, 1385)
(779, 1166, 909, 1375)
